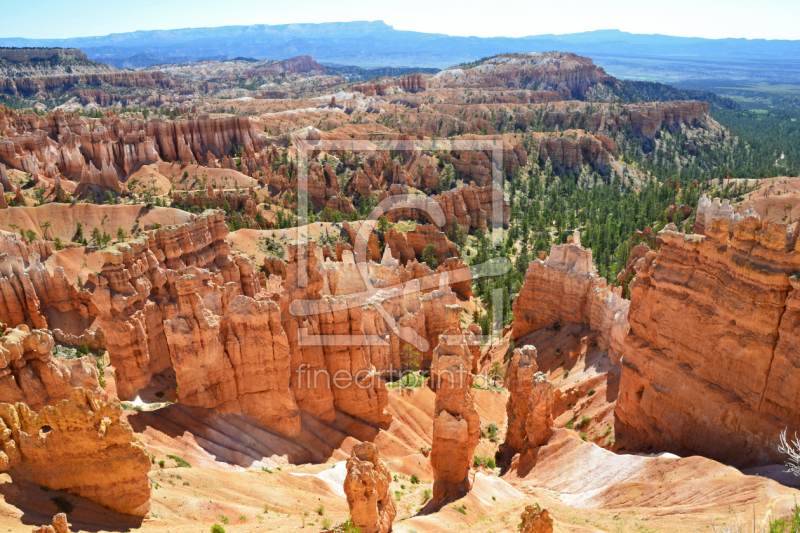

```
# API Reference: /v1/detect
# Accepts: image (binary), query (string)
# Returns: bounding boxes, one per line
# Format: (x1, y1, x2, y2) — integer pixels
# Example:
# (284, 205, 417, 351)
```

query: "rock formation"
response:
(343, 442, 396, 533)
(383, 183, 510, 232)
(511, 241, 629, 363)
(31, 514, 71, 533)
(616, 214, 800, 466)
(694, 195, 748, 235)
(92, 210, 303, 434)
(430, 305, 480, 503)
(0, 388, 151, 515)
(519, 504, 554, 533)
(502, 346, 554, 456)
(503, 345, 539, 454)
(0, 326, 101, 409)
(0, 108, 265, 188)
(0, 252, 90, 332)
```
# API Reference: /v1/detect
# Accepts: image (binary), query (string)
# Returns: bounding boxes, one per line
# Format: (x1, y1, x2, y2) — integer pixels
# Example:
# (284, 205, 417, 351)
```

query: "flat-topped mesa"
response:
(511, 237, 630, 363)
(0, 388, 151, 516)
(343, 442, 397, 533)
(430, 304, 480, 504)
(0, 47, 88, 62)
(0, 109, 265, 186)
(0, 326, 102, 409)
(0, 252, 91, 335)
(616, 212, 800, 466)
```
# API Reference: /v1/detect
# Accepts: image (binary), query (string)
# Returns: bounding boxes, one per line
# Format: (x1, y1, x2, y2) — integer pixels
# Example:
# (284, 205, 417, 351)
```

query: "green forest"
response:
(469, 93, 800, 332)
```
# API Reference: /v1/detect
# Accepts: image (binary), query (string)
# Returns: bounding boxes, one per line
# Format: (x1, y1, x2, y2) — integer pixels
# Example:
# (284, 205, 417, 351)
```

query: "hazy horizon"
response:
(2, 0, 799, 41)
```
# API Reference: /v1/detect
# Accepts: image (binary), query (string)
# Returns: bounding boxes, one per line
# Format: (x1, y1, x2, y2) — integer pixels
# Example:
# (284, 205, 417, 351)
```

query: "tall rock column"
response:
(163, 274, 237, 408)
(430, 305, 480, 504)
(502, 345, 539, 455)
(222, 295, 301, 436)
(502, 345, 554, 457)
(525, 372, 555, 450)
(343, 442, 396, 533)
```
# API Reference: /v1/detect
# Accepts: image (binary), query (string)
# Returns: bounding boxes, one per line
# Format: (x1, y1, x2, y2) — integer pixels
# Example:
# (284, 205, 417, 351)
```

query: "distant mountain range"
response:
(2, 22, 800, 85)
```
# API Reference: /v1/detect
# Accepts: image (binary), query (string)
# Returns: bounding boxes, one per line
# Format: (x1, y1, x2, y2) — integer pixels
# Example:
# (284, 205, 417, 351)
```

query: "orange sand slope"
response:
(3, 379, 798, 533)
(0, 203, 194, 241)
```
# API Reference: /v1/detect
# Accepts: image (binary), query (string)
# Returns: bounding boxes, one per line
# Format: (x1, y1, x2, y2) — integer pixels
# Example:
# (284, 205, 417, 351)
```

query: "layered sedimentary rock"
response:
(343, 442, 396, 533)
(616, 214, 800, 466)
(0, 388, 151, 515)
(502, 345, 554, 456)
(537, 134, 610, 173)
(503, 345, 539, 454)
(511, 241, 629, 362)
(431, 52, 609, 98)
(627, 101, 710, 139)
(0, 252, 91, 332)
(90, 210, 245, 399)
(430, 305, 480, 503)
(385, 224, 459, 267)
(0, 71, 172, 97)
(0, 107, 265, 187)
(0, 232, 52, 262)
(0, 326, 101, 409)
(92, 210, 304, 433)
(382, 183, 510, 232)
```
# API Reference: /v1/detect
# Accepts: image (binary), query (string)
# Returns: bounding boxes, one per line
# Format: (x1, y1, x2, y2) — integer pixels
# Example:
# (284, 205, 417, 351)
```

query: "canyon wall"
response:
(616, 214, 800, 466)
(0, 107, 264, 186)
(511, 239, 629, 363)
(0, 71, 172, 97)
(0, 252, 92, 334)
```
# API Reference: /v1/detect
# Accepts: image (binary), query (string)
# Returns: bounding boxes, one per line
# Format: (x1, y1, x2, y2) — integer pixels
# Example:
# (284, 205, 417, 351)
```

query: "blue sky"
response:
(0, 0, 797, 40)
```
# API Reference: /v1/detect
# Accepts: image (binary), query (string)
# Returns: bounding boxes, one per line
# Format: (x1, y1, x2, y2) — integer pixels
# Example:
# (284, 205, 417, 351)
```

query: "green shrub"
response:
(422, 488, 432, 502)
(167, 454, 192, 468)
(588, 388, 596, 395)
(341, 517, 362, 532)
(410, 474, 420, 484)
(316, 504, 325, 516)
(211, 524, 225, 533)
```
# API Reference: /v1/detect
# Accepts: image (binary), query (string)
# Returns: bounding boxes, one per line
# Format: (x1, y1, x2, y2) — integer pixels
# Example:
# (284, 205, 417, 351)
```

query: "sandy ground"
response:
(0, 204, 194, 241)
